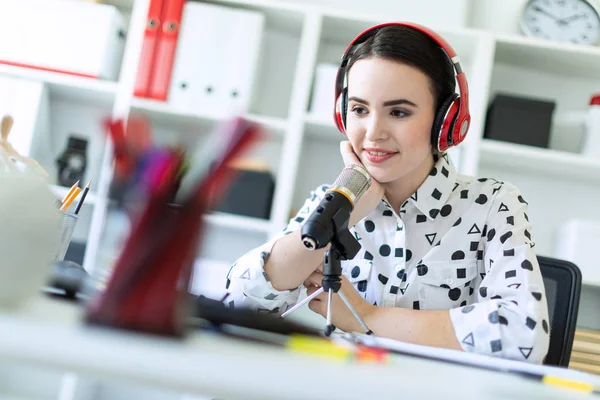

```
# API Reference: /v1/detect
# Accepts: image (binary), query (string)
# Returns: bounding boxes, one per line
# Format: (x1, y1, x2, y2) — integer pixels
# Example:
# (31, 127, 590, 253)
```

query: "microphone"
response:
(301, 164, 371, 250)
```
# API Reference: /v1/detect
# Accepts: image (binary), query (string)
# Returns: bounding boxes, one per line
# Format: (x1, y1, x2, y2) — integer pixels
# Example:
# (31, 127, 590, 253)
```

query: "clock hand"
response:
(532, 5, 560, 20)
(557, 13, 587, 24)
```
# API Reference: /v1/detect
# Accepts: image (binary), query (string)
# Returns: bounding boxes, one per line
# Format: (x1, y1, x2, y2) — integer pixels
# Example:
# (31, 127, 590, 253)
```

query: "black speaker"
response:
(484, 93, 556, 149)
(211, 167, 275, 220)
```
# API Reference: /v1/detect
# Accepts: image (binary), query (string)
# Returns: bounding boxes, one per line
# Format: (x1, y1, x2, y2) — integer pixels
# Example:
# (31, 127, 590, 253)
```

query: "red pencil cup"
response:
(85, 115, 262, 338)
(85, 195, 200, 337)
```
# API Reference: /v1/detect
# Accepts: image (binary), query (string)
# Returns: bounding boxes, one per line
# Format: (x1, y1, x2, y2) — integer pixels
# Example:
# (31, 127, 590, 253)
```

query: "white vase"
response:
(0, 168, 60, 309)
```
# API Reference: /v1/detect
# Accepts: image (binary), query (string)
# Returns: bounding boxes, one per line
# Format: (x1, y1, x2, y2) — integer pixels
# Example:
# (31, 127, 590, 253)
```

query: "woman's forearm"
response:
(263, 230, 330, 291)
(264, 202, 368, 292)
(363, 306, 464, 351)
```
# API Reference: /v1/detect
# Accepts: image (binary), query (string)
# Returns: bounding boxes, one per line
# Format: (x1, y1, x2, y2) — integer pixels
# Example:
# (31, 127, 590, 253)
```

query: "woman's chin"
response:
(365, 167, 397, 184)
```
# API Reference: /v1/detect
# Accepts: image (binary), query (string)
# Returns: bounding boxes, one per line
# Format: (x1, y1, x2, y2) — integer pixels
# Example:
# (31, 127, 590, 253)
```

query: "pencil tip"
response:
(85, 181, 91, 188)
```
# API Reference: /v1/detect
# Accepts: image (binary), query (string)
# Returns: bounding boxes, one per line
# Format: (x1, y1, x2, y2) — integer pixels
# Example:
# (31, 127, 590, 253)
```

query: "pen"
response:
(342, 333, 600, 395)
(517, 371, 600, 395)
(73, 181, 91, 215)
(62, 180, 80, 204)
(60, 187, 81, 211)
(57, 180, 80, 208)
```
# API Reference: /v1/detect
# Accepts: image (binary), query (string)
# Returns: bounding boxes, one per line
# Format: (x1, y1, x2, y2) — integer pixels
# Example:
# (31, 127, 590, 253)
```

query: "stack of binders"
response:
(134, 0, 185, 101)
(134, 0, 265, 118)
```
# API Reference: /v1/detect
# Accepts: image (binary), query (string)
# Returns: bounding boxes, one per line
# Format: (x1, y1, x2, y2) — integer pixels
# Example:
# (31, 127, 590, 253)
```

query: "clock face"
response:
(522, 0, 600, 45)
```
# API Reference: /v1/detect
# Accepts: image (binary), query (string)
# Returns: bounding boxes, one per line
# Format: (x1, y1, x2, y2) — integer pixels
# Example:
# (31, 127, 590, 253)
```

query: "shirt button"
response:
(446, 278, 454, 285)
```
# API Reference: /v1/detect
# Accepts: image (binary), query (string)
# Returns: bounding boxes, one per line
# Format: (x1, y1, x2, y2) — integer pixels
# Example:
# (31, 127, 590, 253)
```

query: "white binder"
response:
(309, 63, 339, 120)
(0, 0, 126, 80)
(167, 2, 265, 118)
(167, 2, 228, 115)
(219, 8, 265, 116)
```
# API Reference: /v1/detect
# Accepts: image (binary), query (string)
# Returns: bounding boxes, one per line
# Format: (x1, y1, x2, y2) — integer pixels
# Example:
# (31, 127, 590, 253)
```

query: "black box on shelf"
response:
(211, 166, 275, 220)
(484, 93, 556, 148)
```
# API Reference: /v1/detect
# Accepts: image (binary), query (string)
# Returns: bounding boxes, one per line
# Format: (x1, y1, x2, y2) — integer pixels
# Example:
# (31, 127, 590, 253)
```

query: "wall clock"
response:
(520, 0, 600, 45)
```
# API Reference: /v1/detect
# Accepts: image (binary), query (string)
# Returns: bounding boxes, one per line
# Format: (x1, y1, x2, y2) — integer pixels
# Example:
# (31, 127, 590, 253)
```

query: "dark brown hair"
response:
(347, 25, 456, 112)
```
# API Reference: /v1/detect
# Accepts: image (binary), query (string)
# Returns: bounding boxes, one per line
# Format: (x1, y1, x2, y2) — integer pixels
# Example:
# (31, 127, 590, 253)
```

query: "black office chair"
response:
(537, 255, 582, 367)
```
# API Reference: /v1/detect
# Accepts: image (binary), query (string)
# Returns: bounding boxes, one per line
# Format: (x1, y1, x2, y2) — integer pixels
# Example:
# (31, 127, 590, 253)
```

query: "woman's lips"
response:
(363, 149, 398, 163)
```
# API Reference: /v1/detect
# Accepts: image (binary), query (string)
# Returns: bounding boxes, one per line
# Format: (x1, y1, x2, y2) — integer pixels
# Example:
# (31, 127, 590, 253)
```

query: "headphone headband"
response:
(333, 22, 471, 152)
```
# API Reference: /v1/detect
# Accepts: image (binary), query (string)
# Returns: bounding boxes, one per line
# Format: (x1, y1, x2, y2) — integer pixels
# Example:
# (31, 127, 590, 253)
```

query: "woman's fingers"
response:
(304, 271, 323, 288)
(340, 140, 362, 167)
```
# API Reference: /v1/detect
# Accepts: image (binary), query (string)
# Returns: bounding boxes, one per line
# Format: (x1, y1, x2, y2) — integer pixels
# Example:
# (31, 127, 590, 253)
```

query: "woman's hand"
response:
(304, 270, 374, 334)
(339, 141, 384, 227)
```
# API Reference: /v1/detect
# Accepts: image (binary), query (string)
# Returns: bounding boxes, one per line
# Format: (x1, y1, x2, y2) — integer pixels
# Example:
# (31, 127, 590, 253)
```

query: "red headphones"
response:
(333, 22, 471, 152)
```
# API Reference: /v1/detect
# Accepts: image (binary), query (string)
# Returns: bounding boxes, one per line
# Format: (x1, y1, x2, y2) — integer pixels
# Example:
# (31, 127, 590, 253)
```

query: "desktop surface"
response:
(0, 296, 596, 400)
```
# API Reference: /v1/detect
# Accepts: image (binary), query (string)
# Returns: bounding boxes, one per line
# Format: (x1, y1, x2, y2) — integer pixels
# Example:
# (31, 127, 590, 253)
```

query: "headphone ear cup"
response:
(431, 94, 459, 152)
(334, 87, 348, 134)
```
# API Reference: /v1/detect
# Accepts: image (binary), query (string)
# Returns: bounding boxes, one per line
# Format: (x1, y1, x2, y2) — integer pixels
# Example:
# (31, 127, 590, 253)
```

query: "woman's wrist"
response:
(355, 302, 377, 333)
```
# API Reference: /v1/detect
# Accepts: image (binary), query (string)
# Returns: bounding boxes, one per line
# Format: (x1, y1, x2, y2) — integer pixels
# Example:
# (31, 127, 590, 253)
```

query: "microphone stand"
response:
(280, 209, 374, 337)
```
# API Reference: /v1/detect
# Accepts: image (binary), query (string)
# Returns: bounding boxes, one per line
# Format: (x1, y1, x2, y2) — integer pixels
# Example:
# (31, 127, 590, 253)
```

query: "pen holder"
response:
(55, 210, 79, 262)
(85, 186, 199, 338)
(84, 115, 262, 337)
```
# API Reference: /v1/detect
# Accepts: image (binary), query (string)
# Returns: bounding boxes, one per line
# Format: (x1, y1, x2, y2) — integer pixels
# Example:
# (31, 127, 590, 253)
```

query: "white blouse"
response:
(225, 153, 550, 364)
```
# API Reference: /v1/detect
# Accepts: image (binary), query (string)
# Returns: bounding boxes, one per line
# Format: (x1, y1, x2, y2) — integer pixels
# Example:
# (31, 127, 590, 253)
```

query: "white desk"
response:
(0, 296, 597, 400)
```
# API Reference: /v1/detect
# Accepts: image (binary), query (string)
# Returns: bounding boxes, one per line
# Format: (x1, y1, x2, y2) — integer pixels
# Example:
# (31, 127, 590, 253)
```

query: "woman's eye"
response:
(391, 109, 409, 118)
(351, 106, 367, 115)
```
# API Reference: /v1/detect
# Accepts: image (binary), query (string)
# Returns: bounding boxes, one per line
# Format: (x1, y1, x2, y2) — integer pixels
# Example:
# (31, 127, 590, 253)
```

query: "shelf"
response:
(493, 33, 600, 79)
(205, 0, 307, 34)
(50, 185, 99, 207)
(319, 11, 483, 63)
(203, 211, 272, 233)
(0, 64, 118, 107)
(479, 139, 600, 183)
(103, 0, 136, 10)
(111, 0, 307, 31)
(303, 113, 342, 140)
(0, 394, 43, 400)
(131, 98, 288, 137)
(583, 278, 600, 288)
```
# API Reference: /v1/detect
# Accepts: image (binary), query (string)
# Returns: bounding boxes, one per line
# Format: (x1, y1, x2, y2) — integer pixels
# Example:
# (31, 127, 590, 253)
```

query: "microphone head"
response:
(330, 164, 371, 207)
(300, 164, 371, 251)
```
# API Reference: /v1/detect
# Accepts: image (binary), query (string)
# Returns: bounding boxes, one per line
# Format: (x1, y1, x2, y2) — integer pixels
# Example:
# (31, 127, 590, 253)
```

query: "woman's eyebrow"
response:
(348, 96, 417, 108)
(348, 96, 369, 105)
(382, 99, 418, 107)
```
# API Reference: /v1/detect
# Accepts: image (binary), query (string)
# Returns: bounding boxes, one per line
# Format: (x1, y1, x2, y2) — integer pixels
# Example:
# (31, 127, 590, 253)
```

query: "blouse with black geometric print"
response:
(225, 153, 550, 364)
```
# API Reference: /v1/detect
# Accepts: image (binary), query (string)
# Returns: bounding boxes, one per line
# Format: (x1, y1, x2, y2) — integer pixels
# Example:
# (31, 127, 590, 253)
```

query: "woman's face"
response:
(345, 57, 436, 186)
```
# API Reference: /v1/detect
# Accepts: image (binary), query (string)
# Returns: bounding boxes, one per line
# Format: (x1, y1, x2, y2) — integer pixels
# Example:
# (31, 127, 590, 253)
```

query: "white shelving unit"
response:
(2, 0, 598, 297)
(0, 64, 119, 106)
(2, 0, 600, 398)
(480, 139, 600, 184)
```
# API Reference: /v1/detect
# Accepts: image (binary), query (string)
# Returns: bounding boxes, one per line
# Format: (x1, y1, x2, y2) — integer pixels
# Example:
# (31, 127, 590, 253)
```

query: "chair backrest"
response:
(537, 255, 582, 367)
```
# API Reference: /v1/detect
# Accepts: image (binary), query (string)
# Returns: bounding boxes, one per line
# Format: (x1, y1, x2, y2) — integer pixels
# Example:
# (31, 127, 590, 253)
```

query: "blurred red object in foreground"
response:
(85, 116, 263, 337)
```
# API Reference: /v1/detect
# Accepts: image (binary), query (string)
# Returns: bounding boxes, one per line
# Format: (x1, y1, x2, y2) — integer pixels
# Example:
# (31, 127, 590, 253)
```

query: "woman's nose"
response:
(365, 115, 389, 141)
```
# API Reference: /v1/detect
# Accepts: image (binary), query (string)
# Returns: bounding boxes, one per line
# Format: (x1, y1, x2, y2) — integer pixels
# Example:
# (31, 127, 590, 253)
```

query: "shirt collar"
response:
(400, 153, 457, 221)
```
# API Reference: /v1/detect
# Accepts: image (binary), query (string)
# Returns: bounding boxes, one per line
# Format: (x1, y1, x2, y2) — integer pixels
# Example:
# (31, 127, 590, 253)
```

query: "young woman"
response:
(225, 22, 550, 364)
